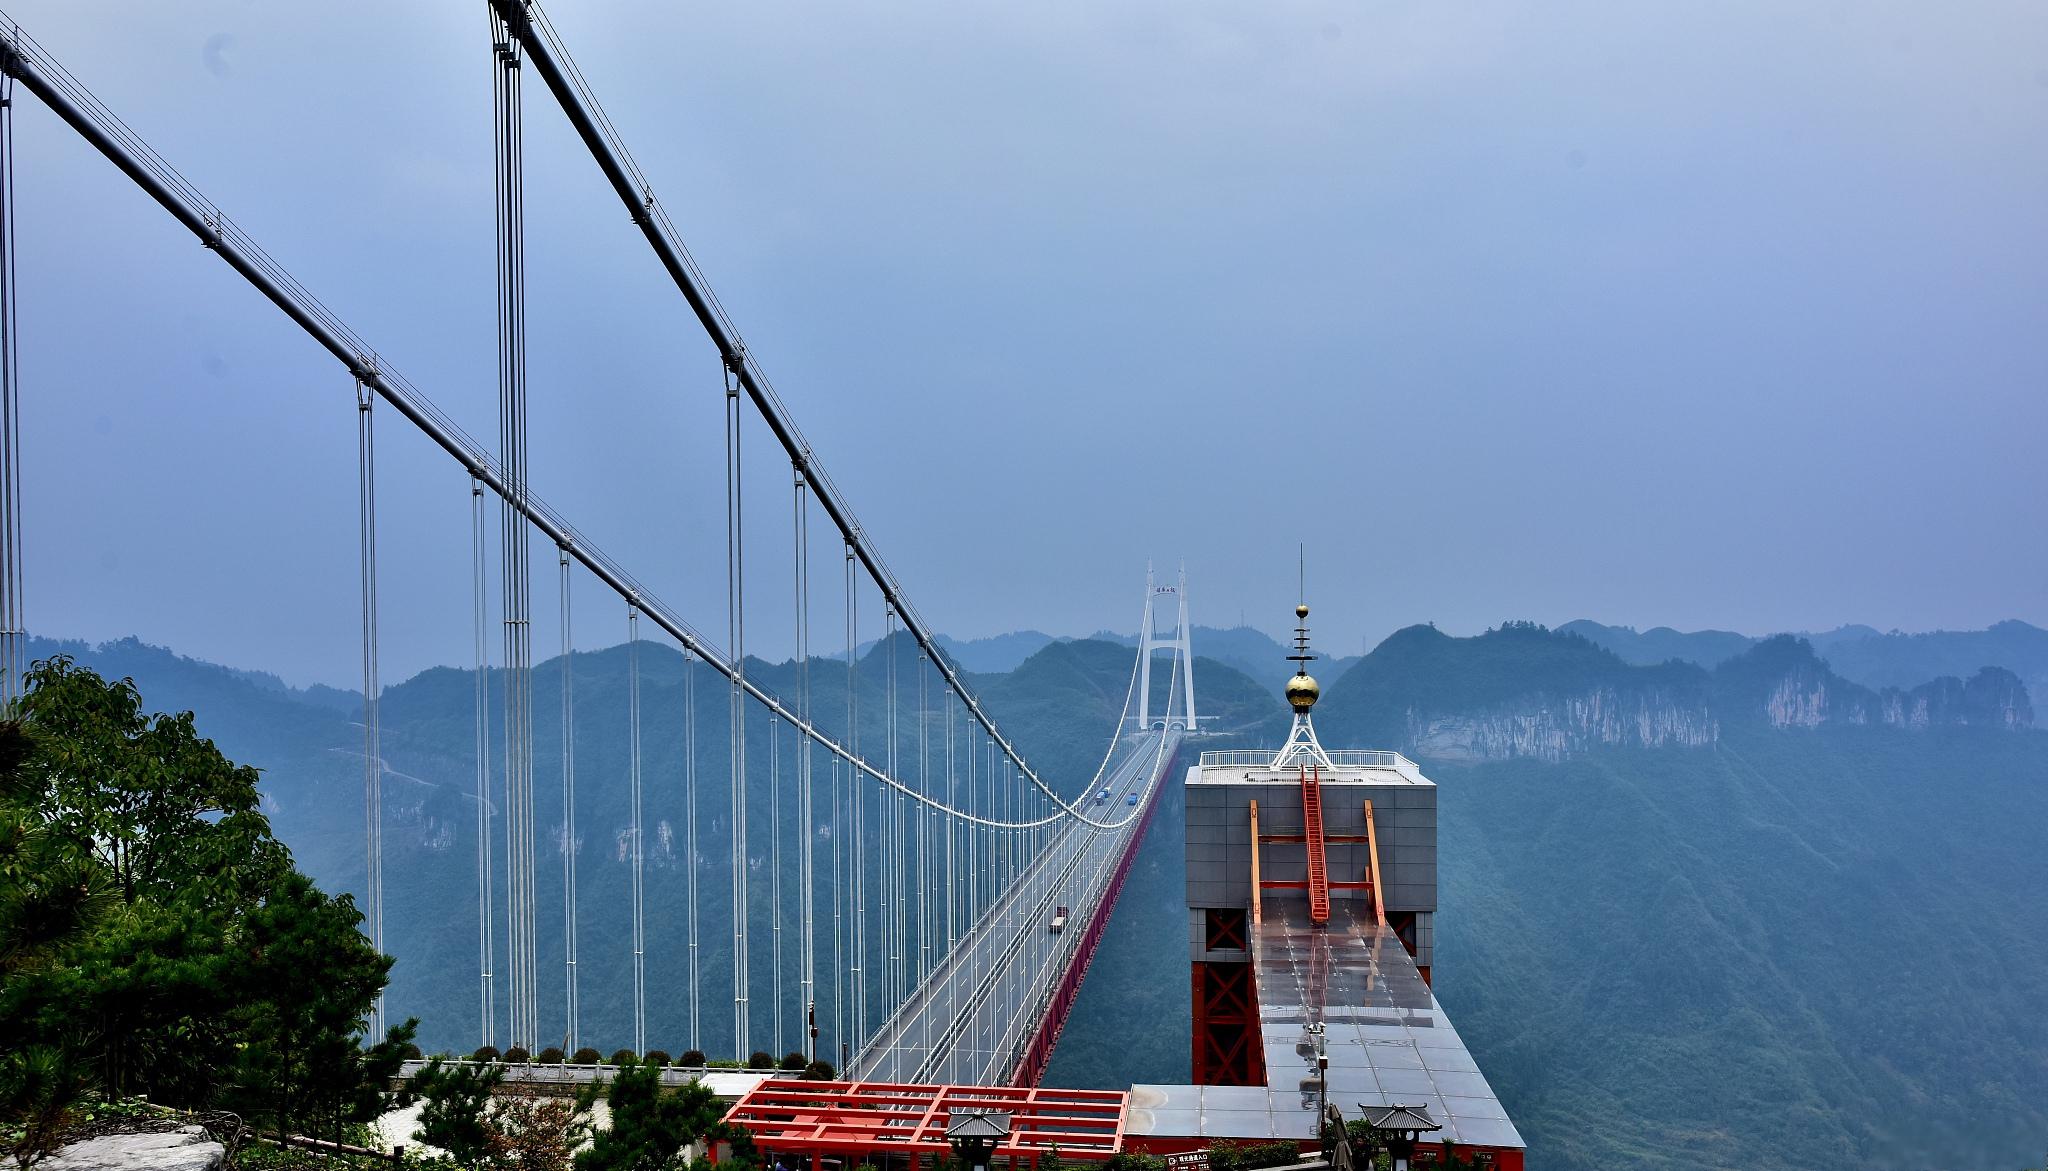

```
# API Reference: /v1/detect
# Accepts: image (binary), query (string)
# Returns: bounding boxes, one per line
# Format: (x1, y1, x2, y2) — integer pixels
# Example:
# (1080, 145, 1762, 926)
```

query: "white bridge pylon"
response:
(1132, 565, 1199, 733)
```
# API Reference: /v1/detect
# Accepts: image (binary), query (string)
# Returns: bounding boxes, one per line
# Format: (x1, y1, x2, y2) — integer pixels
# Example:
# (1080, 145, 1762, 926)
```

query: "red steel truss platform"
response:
(723, 1080, 1129, 1168)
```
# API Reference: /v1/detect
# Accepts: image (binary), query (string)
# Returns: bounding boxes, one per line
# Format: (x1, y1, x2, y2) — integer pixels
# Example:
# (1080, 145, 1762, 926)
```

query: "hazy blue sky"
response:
(9, 1, 2046, 686)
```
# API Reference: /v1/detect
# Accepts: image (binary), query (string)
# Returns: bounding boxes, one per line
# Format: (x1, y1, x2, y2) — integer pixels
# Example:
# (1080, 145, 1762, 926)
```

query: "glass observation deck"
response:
(1127, 899, 1524, 1152)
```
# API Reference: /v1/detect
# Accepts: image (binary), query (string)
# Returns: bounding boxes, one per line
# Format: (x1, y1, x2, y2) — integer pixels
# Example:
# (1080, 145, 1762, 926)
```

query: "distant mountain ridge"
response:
(1317, 623, 2032, 763)
(1563, 617, 2048, 702)
(879, 624, 1347, 687)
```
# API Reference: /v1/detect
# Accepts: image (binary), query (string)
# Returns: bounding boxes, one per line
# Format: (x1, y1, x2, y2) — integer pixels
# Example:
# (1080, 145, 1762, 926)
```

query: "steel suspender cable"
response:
(846, 543, 863, 1045)
(793, 468, 815, 1062)
(941, 694, 954, 1063)
(917, 656, 929, 983)
(472, 475, 496, 1048)
(918, 654, 931, 1061)
(0, 63, 21, 705)
(966, 718, 977, 952)
(559, 545, 578, 1052)
(490, 6, 537, 1051)
(944, 694, 955, 956)
(628, 604, 646, 1053)
(356, 377, 384, 1038)
(725, 360, 749, 1057)
(830, 738, 842, 1061)
(684, 645, 700, 1052)
(892, 623, 908, 1017)
(882, 607, 896, 1017)
(769, 712, 782, 1058)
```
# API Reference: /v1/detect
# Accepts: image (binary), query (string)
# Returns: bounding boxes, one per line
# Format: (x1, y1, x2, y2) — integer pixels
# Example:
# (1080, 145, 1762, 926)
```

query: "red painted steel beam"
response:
(1302, 766, 1330, 925)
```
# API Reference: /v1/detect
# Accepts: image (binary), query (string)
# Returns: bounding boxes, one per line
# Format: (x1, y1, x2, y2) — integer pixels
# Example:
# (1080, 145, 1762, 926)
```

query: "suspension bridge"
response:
(0, 3, 1205, 1086)
(0, 11, 1532, 1167)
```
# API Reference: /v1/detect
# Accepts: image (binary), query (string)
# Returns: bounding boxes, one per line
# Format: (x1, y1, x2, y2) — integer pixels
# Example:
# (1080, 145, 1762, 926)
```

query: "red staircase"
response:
(1301, 766, 1330, 925)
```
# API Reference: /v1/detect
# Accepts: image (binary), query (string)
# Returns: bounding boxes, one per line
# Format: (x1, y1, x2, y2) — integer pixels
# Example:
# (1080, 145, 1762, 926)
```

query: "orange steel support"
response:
(1190, 960, 1266, 1086)
(1302, 766, 1330, 925)
(1362, 799, 1386, 926)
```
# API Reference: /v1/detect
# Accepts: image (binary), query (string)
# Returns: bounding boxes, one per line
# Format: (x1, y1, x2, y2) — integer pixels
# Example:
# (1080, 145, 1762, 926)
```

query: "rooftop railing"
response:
(1196, 748, 1423, 774)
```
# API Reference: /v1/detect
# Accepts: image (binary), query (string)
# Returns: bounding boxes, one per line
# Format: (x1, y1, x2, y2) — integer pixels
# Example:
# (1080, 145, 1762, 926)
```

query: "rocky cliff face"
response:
(1404, 686, 1718, 762)
(1325, 627, 2035, 765)
(1734, 637, 2034, 732)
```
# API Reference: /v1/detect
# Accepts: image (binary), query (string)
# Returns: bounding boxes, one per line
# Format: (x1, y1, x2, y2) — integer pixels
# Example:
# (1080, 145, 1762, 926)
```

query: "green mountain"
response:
(1051, 622, 2047, 1171)
(1557, 620, 1757, 670)
(26, 625, 2047, 1170)
(20, 632, 1283, 1062)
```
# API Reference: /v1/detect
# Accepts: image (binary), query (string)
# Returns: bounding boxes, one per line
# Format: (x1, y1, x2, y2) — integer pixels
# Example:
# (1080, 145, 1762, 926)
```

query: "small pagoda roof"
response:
(1355, 1105, 1440, 1133)
(945, 1110, 1015, 1140)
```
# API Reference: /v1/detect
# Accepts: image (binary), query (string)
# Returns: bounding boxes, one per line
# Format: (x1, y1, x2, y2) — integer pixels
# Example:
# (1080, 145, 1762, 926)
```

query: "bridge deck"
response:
(848, 730, 1180, 1085)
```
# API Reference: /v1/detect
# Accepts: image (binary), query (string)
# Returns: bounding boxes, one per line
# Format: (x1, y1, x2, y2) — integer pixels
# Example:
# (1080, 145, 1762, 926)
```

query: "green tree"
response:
(412, 1056, 506, 1166)
(21, 660, 287, 908)
(0, 658, 403, 1143)
(0, 713, 113, 1166)
(223, 871, 416, 1138)
(575, 1059, 726, 1171)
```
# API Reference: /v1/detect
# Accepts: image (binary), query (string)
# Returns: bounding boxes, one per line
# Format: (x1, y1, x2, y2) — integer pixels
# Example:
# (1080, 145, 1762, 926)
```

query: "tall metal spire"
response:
(1271, 595, 1333, 771)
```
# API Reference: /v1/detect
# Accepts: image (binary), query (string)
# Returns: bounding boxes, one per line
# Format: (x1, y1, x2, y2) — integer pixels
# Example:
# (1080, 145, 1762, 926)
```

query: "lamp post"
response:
(1309, 1022, 1329, 1151)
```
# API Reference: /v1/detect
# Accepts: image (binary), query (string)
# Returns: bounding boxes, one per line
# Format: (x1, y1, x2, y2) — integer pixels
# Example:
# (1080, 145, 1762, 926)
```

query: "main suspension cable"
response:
(0, 11, 1134, 835)
(504, 1, 1130, 826)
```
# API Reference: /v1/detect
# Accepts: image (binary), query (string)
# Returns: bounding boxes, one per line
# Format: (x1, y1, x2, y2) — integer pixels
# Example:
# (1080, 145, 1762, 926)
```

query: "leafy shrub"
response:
(746, 1051, 775, 1070)
(802, 1060, 836, 1081)
(1104, 1154, 1166, 1171)
(779, 1052, 807, 1072)
(503, 1046, 532, 1064)
(570, 1048, 602, 1066)
(402, 1043, 424, 1060)
(678, 1050, 707, 1068)
(642, 1050, 671, 1067)
(472, 1046, 501, 1064)
(608, 1049, 638, 1067)
(1208, 1140, 1303, 1171)
(535, 1048, 567, 1065)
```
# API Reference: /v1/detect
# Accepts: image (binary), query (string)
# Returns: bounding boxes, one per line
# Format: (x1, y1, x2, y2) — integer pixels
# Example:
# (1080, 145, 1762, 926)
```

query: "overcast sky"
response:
(9, 1, 2046, 687)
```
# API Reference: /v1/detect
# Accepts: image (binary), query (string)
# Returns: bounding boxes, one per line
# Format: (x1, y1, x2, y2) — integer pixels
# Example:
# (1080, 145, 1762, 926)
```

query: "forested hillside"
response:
(1050, 623, 2048, 1171)
(19, 633, 1284, 1061)
(25, 625, 2048, 1171)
